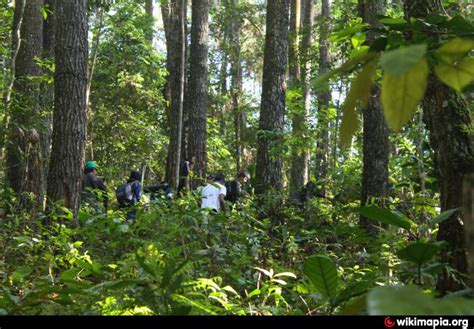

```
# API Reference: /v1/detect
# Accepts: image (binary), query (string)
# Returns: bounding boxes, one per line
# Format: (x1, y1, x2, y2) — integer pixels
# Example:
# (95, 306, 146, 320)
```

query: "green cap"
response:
(85, 161, 97, 169)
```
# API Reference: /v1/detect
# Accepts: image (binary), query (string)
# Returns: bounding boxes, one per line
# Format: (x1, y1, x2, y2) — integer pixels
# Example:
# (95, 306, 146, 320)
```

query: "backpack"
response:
(224, 180, 237, 202)
(116, 182, 133, 205)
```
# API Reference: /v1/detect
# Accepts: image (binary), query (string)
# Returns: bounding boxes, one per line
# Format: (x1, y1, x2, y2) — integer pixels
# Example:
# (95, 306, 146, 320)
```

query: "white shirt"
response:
(200, 182, 226, 211)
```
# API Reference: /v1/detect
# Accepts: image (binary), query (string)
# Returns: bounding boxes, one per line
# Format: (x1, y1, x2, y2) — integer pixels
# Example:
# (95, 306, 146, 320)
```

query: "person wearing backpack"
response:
(226, 171, 250, 205)
(200, 173, 226, 212)
(81, 161, 108, 213)
(117, 170, 142, 222)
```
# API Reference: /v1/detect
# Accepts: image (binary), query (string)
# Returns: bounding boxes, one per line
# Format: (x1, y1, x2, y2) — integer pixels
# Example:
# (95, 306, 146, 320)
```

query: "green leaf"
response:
(397, 242, 442, 267)
(380, 44, 427, 77)
(381, 58, 429, 131)
(340, 58, 378, 147)
(368, 285, 474, 315)
(434, 58, 474, 92)
(60, 268, 81, 282)
(11, 266, 33, 283)
(247, 289, 261, 298)
(273, 271, 297, 279)
(428, 208, 459, 229)
(304, 255, 338, 300)
(437, 38, 474, 63)
(359, 207, 413, 230)
(329, 23, 368, 43)
(379, 18, 408, 26)
(314, 52, 377, 87)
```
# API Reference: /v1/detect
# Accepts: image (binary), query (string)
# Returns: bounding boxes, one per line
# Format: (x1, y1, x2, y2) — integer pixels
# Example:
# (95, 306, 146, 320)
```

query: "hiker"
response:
(117, 170, 142, 222)
(144, 181, 173, 201)
(177, 156, 195, 195)
(81, 160, 108, 213)
(200, 173, 226, 212)
(226, 171, 250, 205)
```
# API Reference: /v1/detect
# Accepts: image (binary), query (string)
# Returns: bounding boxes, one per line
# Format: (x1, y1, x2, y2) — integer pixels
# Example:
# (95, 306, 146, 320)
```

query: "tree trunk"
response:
(359, 0, 389, 234)
(290, 0, 312, 192)
(145, 0, 154, 45)
(255, 0, 289, 194)
(162, 0, 186, 189)
(39, 0, 56, 212)
(1, 0, 25, 162)
(6, 0, 44, 211)
(47, 0, 88, 215)
(187, 0, 209, 186)
(288, 0, 303, 193)
(315, 0, 330, 193)
(229, 0, 244, 173)
(404, 0, 474, 293)
(464, 174, 474, 289)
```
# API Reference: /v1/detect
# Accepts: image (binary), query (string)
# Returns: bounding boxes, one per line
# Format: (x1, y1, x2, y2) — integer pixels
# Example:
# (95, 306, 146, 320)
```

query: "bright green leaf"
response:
(397, 242, 442, 267)
(11, 266, 33, 283)
(304, 255, 338, 300)
(381, 58, 429, 131)
(359, 207, 413, 230)
(379, 18, 408, 25)
(340, 58, 378, 147)
(434, 58, 474, 92)
(368, 285, 474, 315)
(437, 38, 474, 63)
(428, 208, 460, 229)
(380, 44, 427, 77)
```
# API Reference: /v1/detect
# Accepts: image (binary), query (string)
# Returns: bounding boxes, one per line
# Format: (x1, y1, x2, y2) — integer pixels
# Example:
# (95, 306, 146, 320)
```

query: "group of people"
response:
(80, 159, 251, 222)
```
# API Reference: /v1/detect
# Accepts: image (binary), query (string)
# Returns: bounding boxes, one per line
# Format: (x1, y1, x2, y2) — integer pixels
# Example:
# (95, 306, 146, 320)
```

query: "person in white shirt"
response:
(200, 173, 226, 212)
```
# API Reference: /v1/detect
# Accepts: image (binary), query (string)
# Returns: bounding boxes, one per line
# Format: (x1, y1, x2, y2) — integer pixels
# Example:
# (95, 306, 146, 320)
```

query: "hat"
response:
(85, 161, 97, 169)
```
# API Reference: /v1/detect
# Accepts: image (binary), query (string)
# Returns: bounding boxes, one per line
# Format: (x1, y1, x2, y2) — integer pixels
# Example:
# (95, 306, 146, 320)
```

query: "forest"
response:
(0, 0, 473, 316)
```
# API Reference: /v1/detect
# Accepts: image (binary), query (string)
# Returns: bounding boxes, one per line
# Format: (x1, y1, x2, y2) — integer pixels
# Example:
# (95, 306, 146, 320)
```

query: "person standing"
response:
(81, 161, 108, 213)
(119, 170, 142, 222)
(200, 173, 226, 212)
(226, 171, 250, 204)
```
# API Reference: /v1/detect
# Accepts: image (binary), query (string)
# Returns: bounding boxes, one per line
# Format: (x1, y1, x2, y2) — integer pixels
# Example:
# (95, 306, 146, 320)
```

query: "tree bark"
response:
(47, 0, 88, 215)
(39, 0, 56, 212)
(255, 0, 289, 194)
(315, 0, 330, 193)
(229, 0, 244, 173)
(359, 0, 389, 234)
(6, 0, 44, 211)
(145, 0, 154, 45)
(405, 0, 474, 293)
(187, 0, 209, 186)
(162, 0, 186, 189)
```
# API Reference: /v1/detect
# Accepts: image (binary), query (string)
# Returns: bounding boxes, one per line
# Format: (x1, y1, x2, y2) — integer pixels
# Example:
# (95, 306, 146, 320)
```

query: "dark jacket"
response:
(81, 172, 108, 208)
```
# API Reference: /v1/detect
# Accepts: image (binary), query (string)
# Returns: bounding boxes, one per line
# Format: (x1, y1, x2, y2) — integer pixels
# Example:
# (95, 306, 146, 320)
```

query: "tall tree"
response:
(255, 0, 290, 194)
(359, 0, 389, 234)
(40, 0, 56, 211)
(145, 0, 154, 45)
(288, 0, 303, 192)
(162, 0, 186, 189)
(6, 0, 44, 210)
(187, 0, 209, 185)
(47, 0, 88, 215)
(315, 0, 330, 192)
(229, 0, 245, 173)
(404, 0, 474, 293)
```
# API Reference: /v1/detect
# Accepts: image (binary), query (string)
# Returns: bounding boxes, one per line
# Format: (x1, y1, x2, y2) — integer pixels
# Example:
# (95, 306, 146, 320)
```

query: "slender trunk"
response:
(162, 0, 186, 189)
(229, 0, 244, 172)
(405, 0, 474, 293)
(315, 0, 330, 193)
(39, 0, 56, 211)
(145, 0, 154, 45)
(47, 0, 88, 215)
(85, 8, 104, 161)
(255, 0, 289, 194)
(359, 0, 389, 235)
(187, 0, 209, 186)
(1, 0, 25, 161)
(6, 0, 44, 211)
